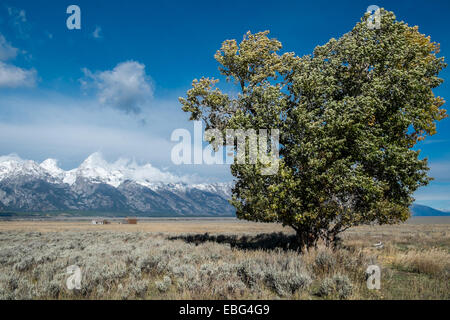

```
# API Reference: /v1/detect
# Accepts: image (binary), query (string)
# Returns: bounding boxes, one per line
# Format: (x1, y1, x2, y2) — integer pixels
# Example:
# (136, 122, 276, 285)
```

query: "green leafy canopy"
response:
(179, 9, 447, 249)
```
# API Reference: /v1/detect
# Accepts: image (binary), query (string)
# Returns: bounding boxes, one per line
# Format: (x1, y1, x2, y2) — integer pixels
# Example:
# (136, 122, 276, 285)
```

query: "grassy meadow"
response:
(0, 218, 448, 300)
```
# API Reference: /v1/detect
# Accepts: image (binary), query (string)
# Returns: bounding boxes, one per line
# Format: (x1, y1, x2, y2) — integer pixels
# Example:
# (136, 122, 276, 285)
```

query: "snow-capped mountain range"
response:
(0, 153, 234, 216)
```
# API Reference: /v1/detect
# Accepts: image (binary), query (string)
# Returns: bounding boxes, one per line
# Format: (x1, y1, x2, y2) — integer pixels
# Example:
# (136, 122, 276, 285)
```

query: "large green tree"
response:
(180, 9, 447, 249)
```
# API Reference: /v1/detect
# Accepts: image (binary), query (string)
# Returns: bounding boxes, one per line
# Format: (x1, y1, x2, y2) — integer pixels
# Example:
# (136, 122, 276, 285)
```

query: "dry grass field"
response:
(0, 219, 289, 234)
(0, 218, 448, 300)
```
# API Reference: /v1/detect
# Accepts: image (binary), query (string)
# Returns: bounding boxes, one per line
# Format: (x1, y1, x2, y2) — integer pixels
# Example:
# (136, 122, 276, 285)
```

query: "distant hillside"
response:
(411, 204, 450, 217)
(1, 152, 448, 218)
(0, 153, 235, 217)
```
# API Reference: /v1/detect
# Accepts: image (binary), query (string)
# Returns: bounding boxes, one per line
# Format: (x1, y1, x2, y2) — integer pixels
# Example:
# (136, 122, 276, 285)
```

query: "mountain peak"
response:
(0, 153, 227, 188)
(79, 152, 108, 169)
(0, 153, 235, 216)
(41, 158, 62, 171)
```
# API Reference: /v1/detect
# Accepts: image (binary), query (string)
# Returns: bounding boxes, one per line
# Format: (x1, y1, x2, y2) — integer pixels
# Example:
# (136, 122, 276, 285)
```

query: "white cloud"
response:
(7, 7, 26, 22)
(0, 33, 37, 88)
(0, 34, 18, 61)
(0, 61, 36, 88)
(7, 6, 30, 39)
(75, 151, 194, 185)
(0, 92, 232, 182)
(428, 161, 450, 182)
(82, 61, 153, 114)
(92, 26, 102, 39)
(414, 193, 450, 201)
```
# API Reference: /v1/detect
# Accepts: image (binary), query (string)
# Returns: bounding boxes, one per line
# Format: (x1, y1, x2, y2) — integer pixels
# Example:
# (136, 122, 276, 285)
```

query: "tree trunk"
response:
(325, 232, 342, 249)
(293, 227, 342, 251)
(294, 229, 319, 251)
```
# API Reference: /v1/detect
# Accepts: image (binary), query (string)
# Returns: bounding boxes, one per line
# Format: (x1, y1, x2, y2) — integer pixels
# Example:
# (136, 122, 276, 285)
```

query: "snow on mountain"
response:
(0, 154, 49, 181)
(40, 159, 66, 179)
(73, 152, 126, 187)
(0, 152, 204, 187)
(191, 183, 233, 198)
(0, 153, 234, 216)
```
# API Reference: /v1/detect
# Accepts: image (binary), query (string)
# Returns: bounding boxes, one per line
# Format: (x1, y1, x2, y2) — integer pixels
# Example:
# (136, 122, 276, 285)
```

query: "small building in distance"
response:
(91, 219, 111, 225)
(123, 217, 137, 224)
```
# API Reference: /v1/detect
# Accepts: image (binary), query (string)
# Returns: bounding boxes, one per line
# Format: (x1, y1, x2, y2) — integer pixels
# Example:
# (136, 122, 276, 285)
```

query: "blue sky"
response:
(0, 1, 449, 209)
